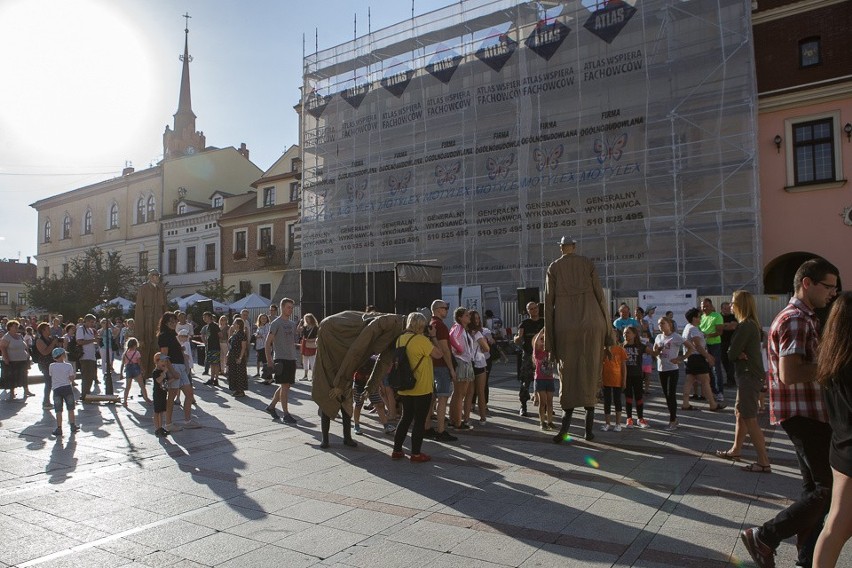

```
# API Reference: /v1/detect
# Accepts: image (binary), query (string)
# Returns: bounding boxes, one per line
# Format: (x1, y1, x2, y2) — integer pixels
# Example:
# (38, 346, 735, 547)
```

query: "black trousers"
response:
(394, 393, 432, 455)
(624, 374, 644, 419)
(659, 370, 679, 422)
(760, 416, 832, 557)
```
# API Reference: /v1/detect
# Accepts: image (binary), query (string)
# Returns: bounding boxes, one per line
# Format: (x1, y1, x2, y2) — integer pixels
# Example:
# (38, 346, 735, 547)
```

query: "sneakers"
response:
(548, 422, 556, 429)
(740, 527, 776, 568)
(183, 418, 202, 429)
(519, 405, 528, 417)
(625, 418, 635, 428)
(638, 419, 650, 429)
(154, 427, 169, 437)
(410, 453, 431, 463)
(665, 421, 679, 431)
(613, 424, 623, 432)
(584, 431, 596, 441)
(422, 428, 437, 440)
(353, 423, 362, 435)
(453, 422, 471, 430)
(436, 430, 458, 442)
(69, 423, 80, 433)
(391, 450, 405, 460)
(204, 379, 215, 386)
(52, 427, 62, 437)
(600, 424, 612, 432)
(383, 423, 397, 435)
(281, 413, 297, 424)
(479, 418, 486, 425)
(265, 406, 280, 420)
(166, 423, 183, 432)
(540, 423, 550, 431)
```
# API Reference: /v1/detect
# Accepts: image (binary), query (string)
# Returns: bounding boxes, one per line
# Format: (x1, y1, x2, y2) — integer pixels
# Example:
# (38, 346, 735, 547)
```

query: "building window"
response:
(263, 186, 275, 207)
(43, 266, 49, 279)
(259, 226, 272, 251)
(43, 219, 51, 243)
(62, 215, 71, 239)
(793, 118, 835, 185)
(62, 263, 69, 277)
(186, 246, 196, 273)
(799, 37, 820, 68)
(289, 182, 300, 202)
(137, 198, 146, 223)
(168, 249, 177, 275)
(178, 203, 187, 215)
(259, 283, 271, 299)
(109, 203, 119, 229)
(291, 158, 299, 172)
(146, 196, 155, 221)
(212, 196, 223, 207)
(17, 293, 25, 305)
(234, 229, 247, 259)
(0, 292, 7, 305)
(205, 243, 216, 271)
(84, 210, 92, 234)
(239, 280, 252, 295)
(138, 251, 148, 274)
(287, 222, 298, 260)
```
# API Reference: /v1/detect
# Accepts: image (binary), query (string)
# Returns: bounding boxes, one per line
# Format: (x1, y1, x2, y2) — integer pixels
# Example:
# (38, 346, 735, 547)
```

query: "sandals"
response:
(741, 463, 772, 474)
(715, 449, 741, 460)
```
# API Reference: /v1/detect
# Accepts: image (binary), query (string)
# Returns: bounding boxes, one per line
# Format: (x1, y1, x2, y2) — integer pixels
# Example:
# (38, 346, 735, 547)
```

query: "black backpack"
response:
(66, 336, 83, 362)
(386, 333, 425, 391)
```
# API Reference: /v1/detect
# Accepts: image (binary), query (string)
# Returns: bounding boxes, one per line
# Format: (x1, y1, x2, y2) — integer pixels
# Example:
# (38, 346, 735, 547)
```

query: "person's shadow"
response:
(46, 434, 78, 484)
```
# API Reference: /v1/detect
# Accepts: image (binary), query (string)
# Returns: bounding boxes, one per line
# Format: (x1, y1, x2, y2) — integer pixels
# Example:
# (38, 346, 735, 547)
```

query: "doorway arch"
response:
(764, 252, 843, 294)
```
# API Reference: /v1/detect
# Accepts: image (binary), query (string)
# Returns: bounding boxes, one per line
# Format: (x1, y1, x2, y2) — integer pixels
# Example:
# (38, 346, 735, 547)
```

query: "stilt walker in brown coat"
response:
(135, 269, 168, 380)
(544, 237, 612, 443)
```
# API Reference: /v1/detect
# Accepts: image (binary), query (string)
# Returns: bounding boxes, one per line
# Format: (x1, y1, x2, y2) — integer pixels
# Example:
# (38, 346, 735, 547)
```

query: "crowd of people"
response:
(1, 254, 850, 567)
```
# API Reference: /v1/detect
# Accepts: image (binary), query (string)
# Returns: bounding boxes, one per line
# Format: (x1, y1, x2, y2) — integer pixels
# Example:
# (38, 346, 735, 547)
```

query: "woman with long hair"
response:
(813, 291, 852, 567)
(715, 290, 771, 472)
(467, 310, 490, 424)
(449, 307, 475, 429)
(254, 313, 270, 378)
(218, 315, 230, 374)
(227, 318, 249, 398)
(34, 322, 60, 408)
(300, 313, 319, 381)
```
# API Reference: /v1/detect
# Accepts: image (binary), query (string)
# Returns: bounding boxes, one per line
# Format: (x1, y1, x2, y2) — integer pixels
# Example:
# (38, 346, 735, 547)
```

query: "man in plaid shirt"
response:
(741, 258, 839, 568)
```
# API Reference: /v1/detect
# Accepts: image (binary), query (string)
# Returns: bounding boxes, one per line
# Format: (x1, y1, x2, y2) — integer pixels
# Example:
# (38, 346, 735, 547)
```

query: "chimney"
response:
(122, 161, 134, 176)
(26, 256, 31, 264)
(238, 142, 249, 160)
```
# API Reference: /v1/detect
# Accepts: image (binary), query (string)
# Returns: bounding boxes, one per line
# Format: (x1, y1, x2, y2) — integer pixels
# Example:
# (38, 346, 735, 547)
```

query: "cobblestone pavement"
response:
(1, 361, 850, 567)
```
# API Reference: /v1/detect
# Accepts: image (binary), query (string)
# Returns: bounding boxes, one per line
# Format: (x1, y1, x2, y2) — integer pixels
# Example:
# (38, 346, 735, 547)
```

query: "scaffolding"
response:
(300, 0, 759, 298)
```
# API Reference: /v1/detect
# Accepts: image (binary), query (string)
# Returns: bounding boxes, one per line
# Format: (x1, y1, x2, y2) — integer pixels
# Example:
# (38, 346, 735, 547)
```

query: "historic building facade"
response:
(755, 0, 852, 291)
(0, 259, 37, 319)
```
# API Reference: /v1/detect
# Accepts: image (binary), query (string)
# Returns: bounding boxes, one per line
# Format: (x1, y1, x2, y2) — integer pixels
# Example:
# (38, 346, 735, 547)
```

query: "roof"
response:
(0, 261, 37, 284)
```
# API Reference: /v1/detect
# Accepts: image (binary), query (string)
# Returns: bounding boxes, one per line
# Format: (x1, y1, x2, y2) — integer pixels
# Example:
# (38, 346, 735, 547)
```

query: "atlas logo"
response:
(582, 0, 638, 44)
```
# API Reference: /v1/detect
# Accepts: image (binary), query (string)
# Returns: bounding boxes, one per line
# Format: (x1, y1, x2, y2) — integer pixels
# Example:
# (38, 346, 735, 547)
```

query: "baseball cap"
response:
(557, 236, 577, 245)
(431, 299, 449, 311)
(52, 347, 66, 359)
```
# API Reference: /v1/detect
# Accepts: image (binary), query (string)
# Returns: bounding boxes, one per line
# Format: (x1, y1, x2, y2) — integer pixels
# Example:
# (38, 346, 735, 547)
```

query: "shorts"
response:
(274, 359, 296, 385)
(454, 359, 475, 382)
(353, 381, 382, 406)
(473, 366, 486, 376)
(125, 363, 141, 379)
(433, 366, 453, 397)
(534, 379, 556, 392)
(685, 354, 711, 376)
(53, 385, 75, 412)
(167, 363, 191, 389)
(152, 379, 167, 413)
(206, 350, 221, 365)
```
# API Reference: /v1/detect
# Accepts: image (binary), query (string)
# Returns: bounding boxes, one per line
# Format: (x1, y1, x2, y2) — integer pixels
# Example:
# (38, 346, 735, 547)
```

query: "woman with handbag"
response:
(299, 314, 319, 381)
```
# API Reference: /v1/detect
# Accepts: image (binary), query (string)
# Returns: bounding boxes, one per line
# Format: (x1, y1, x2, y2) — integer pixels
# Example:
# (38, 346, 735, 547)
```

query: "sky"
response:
(0, 0, 454, 263)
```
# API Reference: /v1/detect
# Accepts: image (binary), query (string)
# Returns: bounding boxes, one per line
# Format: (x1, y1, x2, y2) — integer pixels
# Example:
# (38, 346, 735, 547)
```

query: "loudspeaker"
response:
(516, 287, 540, 314)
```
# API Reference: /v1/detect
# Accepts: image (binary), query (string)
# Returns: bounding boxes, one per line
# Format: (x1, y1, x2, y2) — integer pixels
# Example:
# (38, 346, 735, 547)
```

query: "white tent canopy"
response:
(93, 296, 135, 312)
(228, 293, 272, 311)
(172, 293, 229, 313)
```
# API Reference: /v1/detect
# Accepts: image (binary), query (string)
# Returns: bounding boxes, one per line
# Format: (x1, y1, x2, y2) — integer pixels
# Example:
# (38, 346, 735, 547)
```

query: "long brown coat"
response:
(311, 311, 405, 419)
(135, 280, 168, 379)
(544, 253, 611, 409)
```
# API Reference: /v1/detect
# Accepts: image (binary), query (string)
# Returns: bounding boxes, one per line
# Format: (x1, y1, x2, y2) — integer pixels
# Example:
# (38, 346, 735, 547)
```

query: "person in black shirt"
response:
(202, 312, 222, 386)
(513, 301, 544, 417)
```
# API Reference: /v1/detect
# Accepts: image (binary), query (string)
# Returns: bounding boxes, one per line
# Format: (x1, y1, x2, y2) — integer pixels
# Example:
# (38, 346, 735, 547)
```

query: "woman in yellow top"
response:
(392, 312, 442, 463)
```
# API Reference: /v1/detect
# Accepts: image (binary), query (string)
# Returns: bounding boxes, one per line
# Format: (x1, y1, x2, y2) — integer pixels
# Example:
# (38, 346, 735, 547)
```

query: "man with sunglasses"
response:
(742, 258, 840, 568)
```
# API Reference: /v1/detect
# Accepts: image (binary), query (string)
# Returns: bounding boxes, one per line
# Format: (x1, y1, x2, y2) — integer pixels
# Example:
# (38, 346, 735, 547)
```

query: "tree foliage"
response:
(25, 247, 139, 320)
(197, 278, 235, 303)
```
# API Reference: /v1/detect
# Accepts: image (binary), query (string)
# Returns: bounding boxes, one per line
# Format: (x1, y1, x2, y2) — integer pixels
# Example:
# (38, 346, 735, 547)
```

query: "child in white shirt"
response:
(49, 348, 80, 437)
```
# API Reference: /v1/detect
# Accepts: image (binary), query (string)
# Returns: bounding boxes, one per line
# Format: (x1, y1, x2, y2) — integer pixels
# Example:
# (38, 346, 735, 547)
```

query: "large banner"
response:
(301, 0, 759, 297)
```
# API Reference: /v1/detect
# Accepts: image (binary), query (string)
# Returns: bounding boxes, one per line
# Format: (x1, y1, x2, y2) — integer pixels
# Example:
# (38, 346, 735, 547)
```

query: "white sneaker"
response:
(665, 422, 678, 431)
(166, 423, 183, 432)
(183, 418, 201, 429)
(614, 424, 622, 432)
(638, 419, 650, 429)
(600, 424, 611, 432)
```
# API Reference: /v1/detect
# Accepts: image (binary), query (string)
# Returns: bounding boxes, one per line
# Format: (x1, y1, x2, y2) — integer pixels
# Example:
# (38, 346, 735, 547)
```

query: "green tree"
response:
(25, 247, 138, 320)
(197, 278, 235, 303)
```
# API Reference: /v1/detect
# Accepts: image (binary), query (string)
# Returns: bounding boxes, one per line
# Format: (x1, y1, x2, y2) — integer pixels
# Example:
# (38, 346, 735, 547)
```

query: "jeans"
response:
(707, 343, 724, 396)
(659, 370, 679, 422)
(394, 393, 433, 455)
(760, 416, 832, 558)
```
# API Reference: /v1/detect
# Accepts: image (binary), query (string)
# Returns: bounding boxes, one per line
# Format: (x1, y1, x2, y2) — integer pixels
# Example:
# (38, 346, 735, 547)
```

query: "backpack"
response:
(386, 333, 425, 391)
(66, 336, 83, 362)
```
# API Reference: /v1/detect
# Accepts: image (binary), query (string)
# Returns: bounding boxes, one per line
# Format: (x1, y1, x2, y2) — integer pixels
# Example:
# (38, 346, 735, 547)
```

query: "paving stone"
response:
(169, 531, 264, 564)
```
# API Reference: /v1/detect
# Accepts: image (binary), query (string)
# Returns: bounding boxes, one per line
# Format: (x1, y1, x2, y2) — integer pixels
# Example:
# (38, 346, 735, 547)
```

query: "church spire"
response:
(163, 13, 205, 159)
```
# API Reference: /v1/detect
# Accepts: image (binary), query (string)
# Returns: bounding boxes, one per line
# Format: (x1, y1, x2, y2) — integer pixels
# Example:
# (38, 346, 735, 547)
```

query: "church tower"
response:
(163, 14, 206, 159)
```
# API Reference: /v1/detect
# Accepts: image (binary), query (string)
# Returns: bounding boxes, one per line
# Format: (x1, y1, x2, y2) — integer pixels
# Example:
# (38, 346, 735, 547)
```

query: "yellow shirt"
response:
(396, 332, 434, 396)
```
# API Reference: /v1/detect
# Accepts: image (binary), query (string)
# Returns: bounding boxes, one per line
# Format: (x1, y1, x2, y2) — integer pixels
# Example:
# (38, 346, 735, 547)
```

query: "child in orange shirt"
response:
(601, 335, 628, 432)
